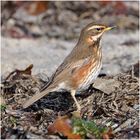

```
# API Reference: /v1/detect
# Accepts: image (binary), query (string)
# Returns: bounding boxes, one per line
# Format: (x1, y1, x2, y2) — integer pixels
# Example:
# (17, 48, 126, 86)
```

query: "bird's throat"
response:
(90, 39, 102, 60)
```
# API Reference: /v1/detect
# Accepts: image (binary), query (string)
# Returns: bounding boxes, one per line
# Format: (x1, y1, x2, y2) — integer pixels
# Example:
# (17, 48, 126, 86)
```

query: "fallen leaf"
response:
(48, 115, 109, 139)
(93, 78, 120, 94)
(99, 1, 111, 7)
(5, 64, 33, 81)
(114, 1, 127, 15)
(25, 1, 48, 15)
(48, 115, 81, 139)
(102, 127, 114, 139)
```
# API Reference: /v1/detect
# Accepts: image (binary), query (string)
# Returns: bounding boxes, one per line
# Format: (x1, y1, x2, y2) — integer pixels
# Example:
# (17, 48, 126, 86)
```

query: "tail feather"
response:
(23, 87, 54, 109)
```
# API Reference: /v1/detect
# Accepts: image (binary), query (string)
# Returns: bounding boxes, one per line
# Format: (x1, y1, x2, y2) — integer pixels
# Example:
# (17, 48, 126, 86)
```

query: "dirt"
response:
(1, 1, 139, 139)
(1, 69, 139, 139)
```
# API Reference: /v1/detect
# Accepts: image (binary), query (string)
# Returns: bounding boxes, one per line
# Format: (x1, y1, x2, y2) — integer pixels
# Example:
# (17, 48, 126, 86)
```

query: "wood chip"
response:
(93, 78, 120, 94)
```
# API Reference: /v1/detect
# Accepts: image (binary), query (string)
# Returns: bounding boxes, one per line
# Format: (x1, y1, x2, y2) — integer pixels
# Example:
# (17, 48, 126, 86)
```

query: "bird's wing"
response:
(41, 53, 93, 91)
(51, 56, 93, 82)
(69, 57, 91, 73)
(23, 57, 92, 108)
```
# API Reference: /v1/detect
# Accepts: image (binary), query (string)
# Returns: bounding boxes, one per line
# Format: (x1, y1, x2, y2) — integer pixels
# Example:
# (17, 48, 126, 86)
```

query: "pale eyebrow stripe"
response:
(87, 25, 104, 31)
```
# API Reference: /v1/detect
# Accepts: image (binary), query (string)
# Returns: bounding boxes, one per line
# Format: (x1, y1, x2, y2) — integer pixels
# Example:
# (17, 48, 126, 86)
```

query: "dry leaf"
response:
(102, 127, 114, 139)
(114, 1, 127, 15)
(5, 64, 33, 81)
(25, 1, 48, 15)
(93, 78, 120, 94)
(99, 1, 111, 7)
(47, 115, 81, 139)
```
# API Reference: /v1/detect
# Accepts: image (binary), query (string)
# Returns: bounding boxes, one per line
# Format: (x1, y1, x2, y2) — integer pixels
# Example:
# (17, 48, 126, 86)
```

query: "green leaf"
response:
(72, 117, 107, 138)
(0, 104, 6, 111)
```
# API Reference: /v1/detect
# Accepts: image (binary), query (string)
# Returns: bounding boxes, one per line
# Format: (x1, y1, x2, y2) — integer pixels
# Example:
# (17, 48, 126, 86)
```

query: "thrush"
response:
(23, 22, 115, 111)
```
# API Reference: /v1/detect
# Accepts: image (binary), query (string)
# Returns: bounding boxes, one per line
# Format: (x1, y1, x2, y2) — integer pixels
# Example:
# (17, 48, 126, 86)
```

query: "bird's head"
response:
(80, 23, 116, 45)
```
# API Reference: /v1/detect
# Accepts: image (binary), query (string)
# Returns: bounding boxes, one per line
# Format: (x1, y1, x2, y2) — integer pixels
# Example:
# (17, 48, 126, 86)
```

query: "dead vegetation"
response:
(1, 64, 139, 139)
(1, 1, 139, 139)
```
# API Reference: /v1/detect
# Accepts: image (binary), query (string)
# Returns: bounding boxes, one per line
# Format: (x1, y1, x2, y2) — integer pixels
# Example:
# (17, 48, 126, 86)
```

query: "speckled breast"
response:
(77, 50, 102, 90)
(78, 59, 102, 90)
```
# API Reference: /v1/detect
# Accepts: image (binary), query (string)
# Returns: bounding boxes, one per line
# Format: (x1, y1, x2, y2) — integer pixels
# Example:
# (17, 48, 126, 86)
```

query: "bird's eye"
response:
(96, 28, 101, 31)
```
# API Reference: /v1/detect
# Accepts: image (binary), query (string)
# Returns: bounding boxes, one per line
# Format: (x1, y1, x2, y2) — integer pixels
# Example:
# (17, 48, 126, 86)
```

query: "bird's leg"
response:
(71, 90, 81, 112)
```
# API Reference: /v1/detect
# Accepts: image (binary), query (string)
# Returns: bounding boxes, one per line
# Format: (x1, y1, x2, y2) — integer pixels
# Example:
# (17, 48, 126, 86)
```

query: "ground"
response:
(1, 1, 139, 139)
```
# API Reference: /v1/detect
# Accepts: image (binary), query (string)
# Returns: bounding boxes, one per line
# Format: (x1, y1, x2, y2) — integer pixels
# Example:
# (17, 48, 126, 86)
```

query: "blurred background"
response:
(1, 1, 139, 77)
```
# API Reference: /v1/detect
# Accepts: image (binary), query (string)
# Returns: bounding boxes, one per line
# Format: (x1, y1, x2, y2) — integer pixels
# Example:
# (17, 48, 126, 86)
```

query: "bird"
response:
(23, 22, 115, 111)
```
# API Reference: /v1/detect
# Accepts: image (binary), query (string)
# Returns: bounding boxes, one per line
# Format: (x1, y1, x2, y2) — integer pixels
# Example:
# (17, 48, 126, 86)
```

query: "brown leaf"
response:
(48, 115, 81, 139)
(18, 64, 33, 75)
(5, 64, 33, 81)
(93, 78, 120, 94)
(102, 127, 114, 139)
(114, 1, 127, 15)
(25, 1, 48, 15)
(99, 1, 112, 7)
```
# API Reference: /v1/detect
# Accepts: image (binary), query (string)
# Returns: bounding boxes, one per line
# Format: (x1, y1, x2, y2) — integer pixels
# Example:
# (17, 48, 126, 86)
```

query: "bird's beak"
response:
(104, 26, 116, 31)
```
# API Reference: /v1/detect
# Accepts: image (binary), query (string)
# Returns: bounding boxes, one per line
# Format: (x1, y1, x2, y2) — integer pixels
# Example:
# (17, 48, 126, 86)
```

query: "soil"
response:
(1, 1, 139, 139)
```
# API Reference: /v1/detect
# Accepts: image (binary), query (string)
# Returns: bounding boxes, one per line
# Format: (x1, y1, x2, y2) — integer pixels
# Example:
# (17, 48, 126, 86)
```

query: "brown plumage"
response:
(23, 23, 115, 111)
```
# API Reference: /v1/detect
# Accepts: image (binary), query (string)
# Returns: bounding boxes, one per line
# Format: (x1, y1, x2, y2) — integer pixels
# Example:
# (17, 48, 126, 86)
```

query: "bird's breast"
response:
(77, 59, 102, 90)
(71, 53, 102, 90)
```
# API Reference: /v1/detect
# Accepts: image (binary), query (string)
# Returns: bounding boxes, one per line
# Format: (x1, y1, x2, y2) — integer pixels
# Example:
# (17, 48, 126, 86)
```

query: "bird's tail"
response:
(23, 87, 55, 109)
